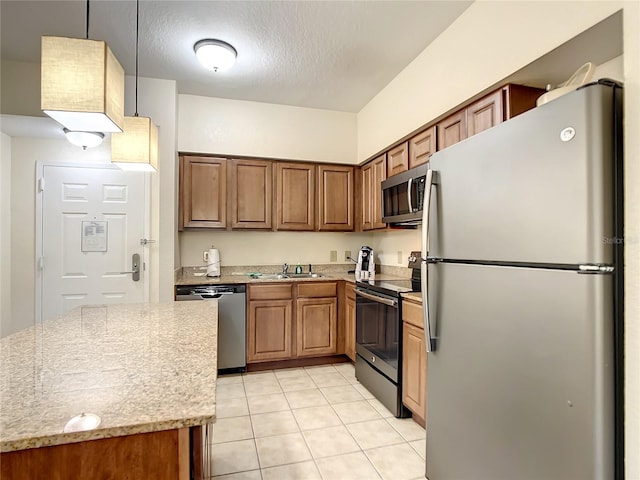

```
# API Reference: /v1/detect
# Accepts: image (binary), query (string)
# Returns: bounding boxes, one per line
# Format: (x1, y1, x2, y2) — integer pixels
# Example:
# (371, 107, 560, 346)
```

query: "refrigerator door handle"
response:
(421, 168, 435, 352)
(421, 261, 436, 352)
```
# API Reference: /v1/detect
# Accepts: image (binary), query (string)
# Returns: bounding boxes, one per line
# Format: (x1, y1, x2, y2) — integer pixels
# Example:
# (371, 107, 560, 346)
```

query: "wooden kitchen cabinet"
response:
(296, 282, 338, 357)
(387, 141, 409, 177)
(181, 156, 227, 228)
(228, 158, 272, 229)
(402, 321, 427, 425)
(437, 84, 543, 150)
(275, 162, 315, 231)
(360, 154, 386, 231)
(317, 165, 354, 231)
(247, 284, 293, 362)
(402, 297, 427, 425)
(409, 126, 437, 168)
(344, 282, 356, 361)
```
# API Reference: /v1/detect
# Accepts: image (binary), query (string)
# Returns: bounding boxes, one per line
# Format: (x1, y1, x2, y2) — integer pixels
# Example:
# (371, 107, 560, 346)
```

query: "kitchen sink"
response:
(250, 273, 325, 279)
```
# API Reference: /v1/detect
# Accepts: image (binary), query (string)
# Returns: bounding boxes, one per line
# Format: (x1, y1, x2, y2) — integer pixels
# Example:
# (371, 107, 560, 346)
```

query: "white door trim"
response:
(34, 161, 151, 323)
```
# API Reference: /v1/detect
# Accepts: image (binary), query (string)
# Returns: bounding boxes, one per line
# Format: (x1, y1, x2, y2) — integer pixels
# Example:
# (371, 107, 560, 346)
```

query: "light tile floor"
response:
(211, 362, 426, 480)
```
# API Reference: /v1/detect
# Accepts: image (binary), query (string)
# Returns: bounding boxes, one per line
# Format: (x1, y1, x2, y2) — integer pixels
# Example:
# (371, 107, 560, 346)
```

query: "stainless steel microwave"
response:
(381, 163, 429, 225)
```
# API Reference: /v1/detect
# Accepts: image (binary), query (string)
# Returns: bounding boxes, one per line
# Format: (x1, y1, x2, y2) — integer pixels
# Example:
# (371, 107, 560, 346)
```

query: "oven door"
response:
(355, 287, 400, 382)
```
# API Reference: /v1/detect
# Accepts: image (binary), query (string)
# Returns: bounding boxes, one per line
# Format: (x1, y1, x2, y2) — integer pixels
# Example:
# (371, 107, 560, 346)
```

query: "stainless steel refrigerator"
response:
(420, 80, 623, 480)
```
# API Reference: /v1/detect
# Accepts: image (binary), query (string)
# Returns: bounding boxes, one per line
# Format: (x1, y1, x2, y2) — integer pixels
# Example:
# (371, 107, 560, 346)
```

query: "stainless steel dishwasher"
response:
(176, 284, 246, 373)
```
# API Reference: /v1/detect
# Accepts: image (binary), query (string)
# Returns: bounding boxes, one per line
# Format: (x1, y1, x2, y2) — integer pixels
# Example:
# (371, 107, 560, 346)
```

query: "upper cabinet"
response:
(387, 141, 409, 177)
(360, 154, 387, 231)
(228, 159, 273, 229)
(317, 165, 354, 231)
(275, 162, 315, 231)
(437, 84, 543, 150)
(409, 125, 437, 168)
(181, 156, 227, 229)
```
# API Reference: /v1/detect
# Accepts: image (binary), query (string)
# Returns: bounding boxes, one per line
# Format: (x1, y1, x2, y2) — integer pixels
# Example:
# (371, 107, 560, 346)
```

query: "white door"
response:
(37, 164, 149, 322)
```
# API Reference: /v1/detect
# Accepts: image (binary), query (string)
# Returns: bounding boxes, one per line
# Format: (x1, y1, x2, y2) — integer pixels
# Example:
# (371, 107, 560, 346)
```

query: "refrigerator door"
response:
(425, 262, 614, 480)
(427, 83, 617, 265)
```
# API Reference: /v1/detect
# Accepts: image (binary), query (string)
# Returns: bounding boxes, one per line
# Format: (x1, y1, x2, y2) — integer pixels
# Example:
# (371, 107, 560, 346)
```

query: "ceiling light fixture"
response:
(194, 39, 237, 72)
(111, 0, 158, 172)
(41, 0, 124, 133)
(63, 129, 104, 150)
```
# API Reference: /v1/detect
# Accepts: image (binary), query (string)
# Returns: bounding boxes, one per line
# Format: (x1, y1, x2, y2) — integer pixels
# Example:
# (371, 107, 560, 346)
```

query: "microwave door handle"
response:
(407, 177, 413, 213)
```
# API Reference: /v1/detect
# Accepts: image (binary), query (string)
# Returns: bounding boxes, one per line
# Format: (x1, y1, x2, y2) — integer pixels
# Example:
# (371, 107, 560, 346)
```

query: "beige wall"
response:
(0, 132, 12, 335)
(178, 95, 357, 164)
(0, 60, 40, 117)
(357, 0, 624, 162)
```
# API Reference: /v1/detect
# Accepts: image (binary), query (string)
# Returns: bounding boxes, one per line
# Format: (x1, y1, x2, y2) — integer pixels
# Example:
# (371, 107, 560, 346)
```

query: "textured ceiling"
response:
(0, 0, 472, 112)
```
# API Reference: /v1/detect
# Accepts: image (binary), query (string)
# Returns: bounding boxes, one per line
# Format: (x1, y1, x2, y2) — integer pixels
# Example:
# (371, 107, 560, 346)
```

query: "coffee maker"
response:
(355, 245, 375, 282)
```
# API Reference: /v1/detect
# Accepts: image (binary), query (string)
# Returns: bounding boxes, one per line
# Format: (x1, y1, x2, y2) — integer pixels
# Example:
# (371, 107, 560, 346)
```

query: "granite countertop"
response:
(175, 265, 411, 286)
(402, 292, 423, 303)
(0, 302, 218, 453)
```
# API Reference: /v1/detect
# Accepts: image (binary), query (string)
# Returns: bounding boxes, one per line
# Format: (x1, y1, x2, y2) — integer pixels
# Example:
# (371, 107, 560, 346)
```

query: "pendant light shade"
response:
(111, 116, 158, 171)
(41, 36, 125, 132)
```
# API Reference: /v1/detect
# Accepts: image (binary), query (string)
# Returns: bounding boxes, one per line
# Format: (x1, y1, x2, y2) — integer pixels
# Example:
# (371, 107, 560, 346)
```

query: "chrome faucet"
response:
(282, 263, 289, 274)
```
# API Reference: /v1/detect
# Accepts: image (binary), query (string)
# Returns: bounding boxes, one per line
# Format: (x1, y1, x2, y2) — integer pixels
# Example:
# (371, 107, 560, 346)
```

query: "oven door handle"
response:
(355, 288, 398, 307)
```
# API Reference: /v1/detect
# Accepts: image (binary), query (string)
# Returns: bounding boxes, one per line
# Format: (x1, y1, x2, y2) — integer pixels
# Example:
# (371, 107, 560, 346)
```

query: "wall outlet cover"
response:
(330, 250, 338, 262)
(345, 250, 351, 261)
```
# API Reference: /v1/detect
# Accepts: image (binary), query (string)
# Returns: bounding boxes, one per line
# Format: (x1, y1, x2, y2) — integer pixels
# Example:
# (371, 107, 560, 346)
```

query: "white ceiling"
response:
(0, 0, 473, 113)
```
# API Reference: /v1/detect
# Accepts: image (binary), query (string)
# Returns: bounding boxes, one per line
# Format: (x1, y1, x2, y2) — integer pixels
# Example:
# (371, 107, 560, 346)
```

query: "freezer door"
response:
(427, 83, 617, 265)
(425, 262, 614, 480)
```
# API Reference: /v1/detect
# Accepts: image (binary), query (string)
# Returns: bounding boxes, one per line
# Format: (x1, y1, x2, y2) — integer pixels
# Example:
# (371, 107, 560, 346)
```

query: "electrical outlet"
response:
(397, 251, 403, 264)
(330, 250, 338, 262)
(345, 250, 351, 262)
(203, 251, 209, 262)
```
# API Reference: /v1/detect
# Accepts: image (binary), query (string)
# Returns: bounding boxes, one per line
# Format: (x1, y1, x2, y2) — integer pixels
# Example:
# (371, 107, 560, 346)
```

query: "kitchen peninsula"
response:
(0, 302, 218, 479)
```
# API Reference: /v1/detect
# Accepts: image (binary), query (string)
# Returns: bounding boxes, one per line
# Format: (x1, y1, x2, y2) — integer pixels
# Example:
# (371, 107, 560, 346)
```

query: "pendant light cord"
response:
(85, 0, 90, 39)
(134, 0, 139, 117)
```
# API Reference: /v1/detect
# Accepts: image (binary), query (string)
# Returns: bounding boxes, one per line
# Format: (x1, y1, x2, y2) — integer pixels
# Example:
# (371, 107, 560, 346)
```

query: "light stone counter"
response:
(0, 302, 217, 453)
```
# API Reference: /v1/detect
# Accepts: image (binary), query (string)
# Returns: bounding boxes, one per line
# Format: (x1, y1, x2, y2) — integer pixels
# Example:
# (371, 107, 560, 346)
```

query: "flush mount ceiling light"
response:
(63, 128, 104, 150)
(41, 1, 124, 132)
(111, 0, 158, 172)
(194, 39, 237, 72)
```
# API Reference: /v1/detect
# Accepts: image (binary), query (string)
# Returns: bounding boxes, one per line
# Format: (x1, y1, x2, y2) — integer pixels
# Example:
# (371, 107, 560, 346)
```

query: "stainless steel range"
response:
(355, 252, 421, 417)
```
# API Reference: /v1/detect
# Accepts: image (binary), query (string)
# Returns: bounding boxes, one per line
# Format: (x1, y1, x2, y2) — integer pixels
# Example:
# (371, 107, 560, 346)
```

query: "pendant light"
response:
(111, 0, 158, 172)
(41, 0, 124, 133)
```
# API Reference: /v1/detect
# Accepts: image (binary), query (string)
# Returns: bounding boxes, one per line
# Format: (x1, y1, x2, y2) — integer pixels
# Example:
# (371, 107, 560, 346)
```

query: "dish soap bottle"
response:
(295, 263, 303, 274)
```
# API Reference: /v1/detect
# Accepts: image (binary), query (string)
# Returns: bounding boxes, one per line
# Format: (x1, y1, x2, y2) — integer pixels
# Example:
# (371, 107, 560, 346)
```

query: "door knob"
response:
(120, 253, 141, 281)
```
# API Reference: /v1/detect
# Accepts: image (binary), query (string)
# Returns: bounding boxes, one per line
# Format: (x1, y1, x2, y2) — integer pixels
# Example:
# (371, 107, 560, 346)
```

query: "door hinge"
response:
(38, 178, 45, 193)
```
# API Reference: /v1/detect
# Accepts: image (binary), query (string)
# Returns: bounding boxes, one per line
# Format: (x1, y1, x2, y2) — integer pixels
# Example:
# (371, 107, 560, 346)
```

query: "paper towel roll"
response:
(206, 248, 220, 277)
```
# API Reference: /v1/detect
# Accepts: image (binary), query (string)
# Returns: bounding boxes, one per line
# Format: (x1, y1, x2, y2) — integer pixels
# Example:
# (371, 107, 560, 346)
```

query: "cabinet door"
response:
(371, 155, 387, 230)
(182, 156, 227, 228)
(402, 322, 427, 423)
(360, 163, 373, 230)
(229, 159, 272, 229)
(466, 89, 504, 137)
(247, 299, 293, 362)
(296, 297, 337, 357)
(345, 292, 356, 361)
(409, 126, 437, 168)
(317, 165, 354, 231)
(387, 141, 409, 177)
(275, 162, 315, 231)
(437, 110, 467, 150)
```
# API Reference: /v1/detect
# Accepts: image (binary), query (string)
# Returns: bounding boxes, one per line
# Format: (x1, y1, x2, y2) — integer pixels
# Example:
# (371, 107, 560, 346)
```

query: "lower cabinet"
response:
(402, 322, 427, 424)
(296, 297, 337, 357)
(247, 282, 338, 363)
(402, 298, 427, 424)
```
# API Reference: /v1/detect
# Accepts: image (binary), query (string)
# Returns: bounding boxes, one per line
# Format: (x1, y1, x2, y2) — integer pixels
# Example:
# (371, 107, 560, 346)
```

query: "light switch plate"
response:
(330, 250, 337, 262)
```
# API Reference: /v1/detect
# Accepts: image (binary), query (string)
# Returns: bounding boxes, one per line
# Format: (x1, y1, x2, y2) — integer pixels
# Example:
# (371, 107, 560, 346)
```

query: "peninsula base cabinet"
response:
(401, 298, 427, 426)
(247, 282, 338, 363)
(0, 427, 198, 480)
